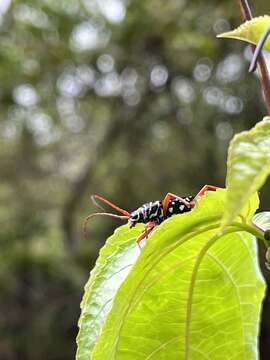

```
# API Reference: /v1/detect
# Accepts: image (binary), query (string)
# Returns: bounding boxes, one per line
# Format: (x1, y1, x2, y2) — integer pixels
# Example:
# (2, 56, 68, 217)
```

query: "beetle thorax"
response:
(129, 201, 163, 227)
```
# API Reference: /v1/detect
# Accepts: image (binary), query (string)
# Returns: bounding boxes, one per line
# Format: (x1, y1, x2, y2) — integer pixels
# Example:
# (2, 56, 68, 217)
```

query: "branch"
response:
(238, 0, 270, 114)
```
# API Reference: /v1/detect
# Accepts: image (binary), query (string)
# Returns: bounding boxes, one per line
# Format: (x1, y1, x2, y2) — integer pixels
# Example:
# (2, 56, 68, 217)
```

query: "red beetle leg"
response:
(194, 185, 220, 200)
(190, 185, 221, 207)
(136, 221, 156, 248)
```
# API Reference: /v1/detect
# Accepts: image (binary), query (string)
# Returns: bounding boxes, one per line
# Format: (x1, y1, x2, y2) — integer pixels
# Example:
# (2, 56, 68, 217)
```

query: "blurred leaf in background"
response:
(0, 0, 270, 359)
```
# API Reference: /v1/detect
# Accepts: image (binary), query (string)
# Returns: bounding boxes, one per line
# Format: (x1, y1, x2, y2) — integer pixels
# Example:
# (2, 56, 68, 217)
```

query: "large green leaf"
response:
(217, 16, 270, 51)
(221, 117, 270, 229)
(87, 189, 265, 360)
(76, 225, 144, 360)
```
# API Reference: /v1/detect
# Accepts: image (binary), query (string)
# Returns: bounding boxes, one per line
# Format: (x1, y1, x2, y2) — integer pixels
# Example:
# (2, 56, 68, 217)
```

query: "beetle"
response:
(84, 184, 219, 247)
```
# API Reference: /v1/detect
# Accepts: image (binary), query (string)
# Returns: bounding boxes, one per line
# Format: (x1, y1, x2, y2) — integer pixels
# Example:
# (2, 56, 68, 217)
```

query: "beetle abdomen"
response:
(165, 196, 194, 218)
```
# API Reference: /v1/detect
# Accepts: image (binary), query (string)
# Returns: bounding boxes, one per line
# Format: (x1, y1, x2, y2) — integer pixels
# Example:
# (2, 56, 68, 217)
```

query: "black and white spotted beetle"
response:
(84, 185, 219, 247)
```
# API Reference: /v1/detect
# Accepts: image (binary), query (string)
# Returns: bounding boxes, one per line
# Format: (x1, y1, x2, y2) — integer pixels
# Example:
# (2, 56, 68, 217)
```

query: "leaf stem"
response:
(249, 26, 270, 72)
(185, 227, 240, 359)
(238, 0, 270, 114)
(232, 221, 268, 246)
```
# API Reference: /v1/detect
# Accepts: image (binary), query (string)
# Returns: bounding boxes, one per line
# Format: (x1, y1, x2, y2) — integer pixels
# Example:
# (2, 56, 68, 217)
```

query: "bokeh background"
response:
(1, 0, 270, 359)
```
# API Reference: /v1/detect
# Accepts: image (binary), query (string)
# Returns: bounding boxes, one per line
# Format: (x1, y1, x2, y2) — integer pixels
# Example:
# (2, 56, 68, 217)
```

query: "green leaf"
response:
(253, 212, 270, 268)
(217, 16, 270, 51)
(89, 189, 265, 360)
(76, 225, 144, 360)
(253, 211, 270, 231)
(253, 211, 270, 244)
(221, 116, 270, 228)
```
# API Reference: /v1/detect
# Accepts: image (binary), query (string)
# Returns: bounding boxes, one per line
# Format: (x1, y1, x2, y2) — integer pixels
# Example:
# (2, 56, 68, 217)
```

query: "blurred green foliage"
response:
(0, 0, 270, 359)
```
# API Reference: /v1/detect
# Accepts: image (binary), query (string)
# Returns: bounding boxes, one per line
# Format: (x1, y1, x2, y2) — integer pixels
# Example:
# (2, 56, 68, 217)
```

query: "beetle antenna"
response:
(83, 212, 129, 240)
(91, 195, 130, 216)
(249, 26, 270, 72)
(91, 195, 106, 212)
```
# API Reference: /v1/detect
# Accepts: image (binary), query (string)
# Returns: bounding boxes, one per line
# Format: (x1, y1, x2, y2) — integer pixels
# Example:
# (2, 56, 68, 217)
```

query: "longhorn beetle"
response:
(84, 185, 219, 248)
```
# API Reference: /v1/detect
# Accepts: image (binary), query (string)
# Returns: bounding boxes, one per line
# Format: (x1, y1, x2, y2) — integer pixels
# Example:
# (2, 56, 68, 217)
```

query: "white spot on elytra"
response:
(168, 207, 173, 213)
(180, 205, 185, 211)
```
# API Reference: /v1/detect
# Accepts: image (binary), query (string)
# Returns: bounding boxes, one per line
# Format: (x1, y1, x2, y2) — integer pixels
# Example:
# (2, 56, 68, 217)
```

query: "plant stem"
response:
(238, 0, 270, 114)
(232, 221, 268, 247)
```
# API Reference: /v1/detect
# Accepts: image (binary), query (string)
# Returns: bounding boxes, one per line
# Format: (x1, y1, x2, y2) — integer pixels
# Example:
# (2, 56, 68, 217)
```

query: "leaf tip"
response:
(216, 31, 233, 39)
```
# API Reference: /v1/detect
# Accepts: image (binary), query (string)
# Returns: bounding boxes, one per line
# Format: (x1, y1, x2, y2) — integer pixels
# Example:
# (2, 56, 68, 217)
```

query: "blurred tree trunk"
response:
(61, 114, 123, 252)
(61, 94, 154, 252)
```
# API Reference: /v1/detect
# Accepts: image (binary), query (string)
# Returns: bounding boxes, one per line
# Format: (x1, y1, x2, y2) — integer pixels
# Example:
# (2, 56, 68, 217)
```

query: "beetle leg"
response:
(136, 221, 156, 248)
(193, 185, 220, 203)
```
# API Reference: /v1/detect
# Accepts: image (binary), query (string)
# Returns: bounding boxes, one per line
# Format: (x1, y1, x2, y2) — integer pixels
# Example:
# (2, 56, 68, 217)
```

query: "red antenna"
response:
(83, 195, 130, 240)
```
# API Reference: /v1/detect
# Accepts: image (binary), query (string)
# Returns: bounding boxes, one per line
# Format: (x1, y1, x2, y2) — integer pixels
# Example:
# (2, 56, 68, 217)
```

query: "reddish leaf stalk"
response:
(238, 0, 270, 114)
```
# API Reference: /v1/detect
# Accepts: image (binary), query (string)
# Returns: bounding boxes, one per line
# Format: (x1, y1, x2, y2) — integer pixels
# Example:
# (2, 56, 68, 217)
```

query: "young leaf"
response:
(217, 16, 270, 51)
(253, 211, 270, 231)
(76, 225, 143, 360)
(90, 190, 265, 360)
(221, 116, 270, 228)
